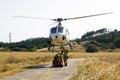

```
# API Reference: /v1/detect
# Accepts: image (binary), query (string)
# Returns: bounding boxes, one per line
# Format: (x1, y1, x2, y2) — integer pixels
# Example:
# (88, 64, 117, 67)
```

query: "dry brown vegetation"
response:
(70, 52, 120, 80)
(1, 51, 120, 80)
(0, 51, 55, 78)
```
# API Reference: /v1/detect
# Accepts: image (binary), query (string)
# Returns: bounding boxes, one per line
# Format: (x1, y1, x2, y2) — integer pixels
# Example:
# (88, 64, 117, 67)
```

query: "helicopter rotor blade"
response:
(65, 12, 113, 20)
(13, 12, 113, 22)
(13, 16, 52, 20)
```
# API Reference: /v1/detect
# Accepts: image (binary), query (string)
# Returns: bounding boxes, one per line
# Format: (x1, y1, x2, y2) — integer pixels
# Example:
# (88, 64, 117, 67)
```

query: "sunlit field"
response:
(70, 52, 120, 80)
(0, 51, 55, 78)
(0, 51, 120, 79)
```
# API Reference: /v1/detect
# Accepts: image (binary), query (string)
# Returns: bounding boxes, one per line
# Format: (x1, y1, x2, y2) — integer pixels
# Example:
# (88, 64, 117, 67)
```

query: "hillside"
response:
(78, 28, 120, 52)
(0, 37, 49, 51)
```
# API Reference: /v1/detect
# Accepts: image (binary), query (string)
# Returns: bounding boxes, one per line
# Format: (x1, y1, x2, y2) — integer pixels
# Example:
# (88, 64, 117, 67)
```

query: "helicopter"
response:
(14, 12, 112, 52)
(14, 12, 112, 67)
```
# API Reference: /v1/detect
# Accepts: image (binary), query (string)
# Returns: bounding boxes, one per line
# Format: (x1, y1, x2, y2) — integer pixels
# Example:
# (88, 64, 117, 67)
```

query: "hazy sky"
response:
(0, 0, 120, 42)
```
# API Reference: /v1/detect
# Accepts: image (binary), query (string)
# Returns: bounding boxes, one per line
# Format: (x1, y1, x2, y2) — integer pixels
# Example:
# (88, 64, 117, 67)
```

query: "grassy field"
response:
(0, 51, 120, 79)
(70, 52, 120, 80)
(0, 51, 55, 78)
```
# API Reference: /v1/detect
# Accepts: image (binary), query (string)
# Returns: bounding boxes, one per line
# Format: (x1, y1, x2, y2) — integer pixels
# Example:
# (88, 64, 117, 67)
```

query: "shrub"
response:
(11, 47, 27, 51)
(114, 39, 120, 48)
(6, 56, 20, 63)
(86, 44, 98, 53)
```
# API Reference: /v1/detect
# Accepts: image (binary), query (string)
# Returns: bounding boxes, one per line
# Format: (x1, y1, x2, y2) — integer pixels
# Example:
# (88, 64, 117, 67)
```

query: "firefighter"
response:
(63, 49, 68, 66)
(59, 47, 68, 66)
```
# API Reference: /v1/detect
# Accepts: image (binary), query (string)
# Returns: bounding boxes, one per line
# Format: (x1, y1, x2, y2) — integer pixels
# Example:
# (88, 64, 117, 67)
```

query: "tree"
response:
(0, 37, 49, 51)
(114, 39, 120, 48)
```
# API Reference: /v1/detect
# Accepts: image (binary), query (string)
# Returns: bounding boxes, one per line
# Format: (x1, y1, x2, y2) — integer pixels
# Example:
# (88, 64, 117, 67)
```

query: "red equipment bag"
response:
(52, 55, 64, 67)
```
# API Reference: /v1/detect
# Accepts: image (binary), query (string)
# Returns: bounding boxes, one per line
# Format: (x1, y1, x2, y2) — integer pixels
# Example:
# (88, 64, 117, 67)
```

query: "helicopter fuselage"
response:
(49, 23, 69, 46)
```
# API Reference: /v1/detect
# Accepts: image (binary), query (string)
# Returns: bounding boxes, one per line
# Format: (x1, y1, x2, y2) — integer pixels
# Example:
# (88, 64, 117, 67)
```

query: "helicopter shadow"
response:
(24, 64, 64, 70)
(24, 64, 52, 69)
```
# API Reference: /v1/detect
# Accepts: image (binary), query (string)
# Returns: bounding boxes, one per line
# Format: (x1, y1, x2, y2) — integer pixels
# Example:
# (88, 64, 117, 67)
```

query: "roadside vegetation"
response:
(70, 52, 120, 80)
(0, 52, 55, 78)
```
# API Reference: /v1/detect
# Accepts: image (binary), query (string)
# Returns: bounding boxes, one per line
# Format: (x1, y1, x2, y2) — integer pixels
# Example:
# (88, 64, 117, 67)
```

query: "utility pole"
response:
(9, 32, 11, 43)
(8, 32, 11, 52)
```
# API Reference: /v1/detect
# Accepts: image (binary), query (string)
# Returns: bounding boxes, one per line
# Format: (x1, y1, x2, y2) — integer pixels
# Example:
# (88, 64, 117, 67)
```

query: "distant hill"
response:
(75, 28, 120, 52)
(0, 37, 49, 51)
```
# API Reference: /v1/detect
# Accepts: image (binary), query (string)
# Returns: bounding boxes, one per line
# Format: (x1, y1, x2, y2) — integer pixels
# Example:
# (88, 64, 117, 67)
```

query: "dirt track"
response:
(3, 58, 84, 80)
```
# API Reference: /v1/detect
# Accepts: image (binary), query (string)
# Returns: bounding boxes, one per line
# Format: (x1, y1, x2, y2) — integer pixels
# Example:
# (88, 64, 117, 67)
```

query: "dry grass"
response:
(69, 52, 120, 60)
(70, 52, 120, 80)
(1, 51, 120, 79)
(0, 51, 55, 78)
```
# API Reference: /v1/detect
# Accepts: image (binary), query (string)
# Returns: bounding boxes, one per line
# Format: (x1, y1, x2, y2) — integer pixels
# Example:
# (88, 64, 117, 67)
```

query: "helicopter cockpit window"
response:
(58, 27, 64, 33)
(51, 27, 57, 33)
(51, 27, 64, 33)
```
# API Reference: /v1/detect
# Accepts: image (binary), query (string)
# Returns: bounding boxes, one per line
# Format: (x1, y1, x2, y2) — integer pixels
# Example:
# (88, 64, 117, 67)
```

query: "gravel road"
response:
(3, 58, 85, 80)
